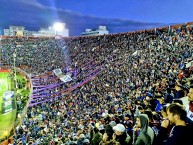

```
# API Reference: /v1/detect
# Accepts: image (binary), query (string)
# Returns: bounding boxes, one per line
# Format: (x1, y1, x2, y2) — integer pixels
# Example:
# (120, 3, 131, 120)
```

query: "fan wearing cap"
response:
(112, 123, 128, 145)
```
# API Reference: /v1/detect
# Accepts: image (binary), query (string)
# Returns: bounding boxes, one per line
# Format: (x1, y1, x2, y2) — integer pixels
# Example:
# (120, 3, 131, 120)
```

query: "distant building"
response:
(4, 26, 26, 36)
(33, 23, 69, 37)
(3, 23, 69, 37)
(81, 26, 109, 36)
(32, 26, 55, 37)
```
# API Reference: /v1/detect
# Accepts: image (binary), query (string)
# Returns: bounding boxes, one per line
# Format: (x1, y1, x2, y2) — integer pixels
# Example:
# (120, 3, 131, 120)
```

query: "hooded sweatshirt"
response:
(134, 114, 154, 145)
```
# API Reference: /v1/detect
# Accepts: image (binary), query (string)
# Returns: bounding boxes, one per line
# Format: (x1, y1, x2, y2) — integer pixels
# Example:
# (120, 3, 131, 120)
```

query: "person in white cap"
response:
(112, 123, 131, 145)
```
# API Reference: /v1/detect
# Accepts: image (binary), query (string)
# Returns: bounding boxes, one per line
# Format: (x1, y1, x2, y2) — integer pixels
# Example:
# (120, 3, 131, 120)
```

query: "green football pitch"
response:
(0, 72, 16, 140)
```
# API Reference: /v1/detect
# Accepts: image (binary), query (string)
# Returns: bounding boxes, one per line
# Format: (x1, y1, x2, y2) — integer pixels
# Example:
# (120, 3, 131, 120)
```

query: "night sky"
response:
(0, 0, 193, 36)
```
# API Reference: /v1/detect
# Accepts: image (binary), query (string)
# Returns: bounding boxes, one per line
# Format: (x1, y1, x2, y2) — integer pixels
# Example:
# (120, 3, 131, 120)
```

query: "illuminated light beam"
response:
(53, 22, 64, 32)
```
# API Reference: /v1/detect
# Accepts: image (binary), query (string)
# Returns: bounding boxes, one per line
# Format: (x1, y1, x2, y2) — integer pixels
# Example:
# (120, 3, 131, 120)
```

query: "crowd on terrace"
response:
(1, 23, 193, 145)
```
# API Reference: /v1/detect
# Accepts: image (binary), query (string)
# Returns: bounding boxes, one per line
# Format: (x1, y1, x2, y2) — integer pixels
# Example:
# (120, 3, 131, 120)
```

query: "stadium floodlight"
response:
(53, 22, 64, 35)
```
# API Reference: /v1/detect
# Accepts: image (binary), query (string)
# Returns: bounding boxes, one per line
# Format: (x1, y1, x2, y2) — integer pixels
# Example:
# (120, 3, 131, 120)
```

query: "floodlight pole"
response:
(13, 50, 17, 89)
(55, 30, 57, 36)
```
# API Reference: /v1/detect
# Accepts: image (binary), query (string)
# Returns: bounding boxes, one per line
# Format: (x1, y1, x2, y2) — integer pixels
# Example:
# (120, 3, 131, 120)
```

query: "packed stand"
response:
(1, 23, 193, 145)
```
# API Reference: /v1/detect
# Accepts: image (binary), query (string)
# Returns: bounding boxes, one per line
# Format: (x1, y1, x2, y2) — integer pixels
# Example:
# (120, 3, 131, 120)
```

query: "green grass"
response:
(0, 72, 16, 140)
(0, 71, 30, 141)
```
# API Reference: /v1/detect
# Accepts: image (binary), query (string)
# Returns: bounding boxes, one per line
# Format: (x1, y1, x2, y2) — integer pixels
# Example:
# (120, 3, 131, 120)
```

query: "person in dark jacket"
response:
(157, 103, 191, 145)
(92, 127, 102, 145)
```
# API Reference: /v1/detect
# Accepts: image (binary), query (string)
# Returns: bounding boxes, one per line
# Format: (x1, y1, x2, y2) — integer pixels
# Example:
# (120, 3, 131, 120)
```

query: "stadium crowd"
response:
(1, 23, 193, 145)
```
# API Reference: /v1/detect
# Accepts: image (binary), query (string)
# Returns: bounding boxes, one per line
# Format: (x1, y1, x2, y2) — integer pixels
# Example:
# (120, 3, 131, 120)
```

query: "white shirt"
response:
(186, 105, 193, 122)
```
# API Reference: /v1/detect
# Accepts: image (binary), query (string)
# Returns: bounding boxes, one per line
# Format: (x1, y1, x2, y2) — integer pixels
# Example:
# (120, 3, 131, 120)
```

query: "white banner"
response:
(53, 69, 63, 76)
(3, 91, 14, 101)
(186, 61, 193, 68)
(4, 100, 12, 106)
(132, 50, 138, 56)
(60, 74, 72, 83)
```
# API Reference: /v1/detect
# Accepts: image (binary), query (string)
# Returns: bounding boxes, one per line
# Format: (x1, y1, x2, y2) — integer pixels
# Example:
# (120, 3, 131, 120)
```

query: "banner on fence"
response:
(53, 69, 63, 77)
(59, 74, 72, 83)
